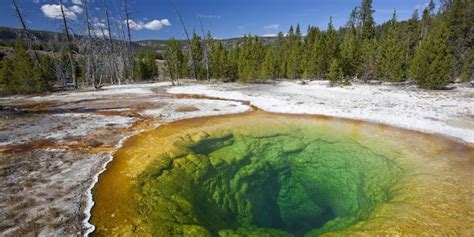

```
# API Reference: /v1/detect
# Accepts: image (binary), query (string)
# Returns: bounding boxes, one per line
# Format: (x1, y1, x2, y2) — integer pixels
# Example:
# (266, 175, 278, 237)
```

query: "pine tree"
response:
(302, 26, 321, 79)
(340, 29, 362, 77)
(305, 26, 319, 46)
(428, 0, 436, 14)
(190, 32, 204, 80)
(285, 24, 303, 79)
(361, 38, 377, 81)
(325, 17, 340, 72)
(295, 24, 302, 42)
(461, 48, 474, 81)
(312, 31, 328, 77)
(260, 47, 275, 79)
(357, 0, 376, 81)
(34, 55, 54, 92)
(0, 58, 14, 93)
(135, 52, 158, 81)
(275, 32, 287, 78)
(304, 17, 340, 79)
(407, 10, 421, 62)
(12, 39, 35, 94)
(286, 46, 303, 79)
(327, 58, 344, 86)
(210, 41, 227, 79)
(376, 11, 408, 82)
(0, 39, 52, 94)
(286, 28, 303, 79)
(166, 38, 187, 80)
(421, 1, 436, 40)
(340, 10, 362, 78)
(410, 20, 455, 89)
(238, 35, 264, 81)
(359, 0, 375, 39)
(225, 47, 239, 81)
(287, 25, 295, 41)
(444, 0, 474, 78)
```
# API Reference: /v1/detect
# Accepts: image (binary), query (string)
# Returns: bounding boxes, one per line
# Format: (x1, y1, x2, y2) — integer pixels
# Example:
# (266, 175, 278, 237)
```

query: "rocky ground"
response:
(0, 80, 472, 236)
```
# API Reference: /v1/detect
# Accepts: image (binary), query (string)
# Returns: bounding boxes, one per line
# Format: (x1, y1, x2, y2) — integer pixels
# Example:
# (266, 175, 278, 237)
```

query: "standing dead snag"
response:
(199, 16, 211, 82)
(82, 0, 102, 89)
(11, 0, 40, 66)
(124, 0, 135, 83)
(168, 0, 199, 81)
(103, 0, 122, 85)
(59, 0, 77, 89)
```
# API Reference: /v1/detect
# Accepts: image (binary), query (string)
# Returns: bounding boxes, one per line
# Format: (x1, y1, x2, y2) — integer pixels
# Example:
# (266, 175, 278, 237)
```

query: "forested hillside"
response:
(166, 0, 473, 89)
(0, 0, 472, 95)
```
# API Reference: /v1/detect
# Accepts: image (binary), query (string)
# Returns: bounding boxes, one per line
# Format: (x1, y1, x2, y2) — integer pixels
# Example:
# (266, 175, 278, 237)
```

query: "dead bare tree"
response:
(103, 0, 122, 85)
(11, 0, 40, 65)
(168, 0, 198, 81)
(81, 0, 102, 89)
(117, 14, 129, 83)
(198, 16, 211, 82)
(124, 0, 134, 83)
(59, 0, 77, 89)
(91, 26, 110, 86)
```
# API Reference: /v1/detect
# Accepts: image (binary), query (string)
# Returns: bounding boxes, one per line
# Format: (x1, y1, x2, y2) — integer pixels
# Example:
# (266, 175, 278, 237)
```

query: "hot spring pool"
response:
(90, 112, 474, 236)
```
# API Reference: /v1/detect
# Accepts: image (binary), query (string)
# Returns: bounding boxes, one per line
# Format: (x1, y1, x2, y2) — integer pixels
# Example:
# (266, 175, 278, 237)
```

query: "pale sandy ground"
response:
(169, 80, 474, 144)
(0, 80, 472, 236)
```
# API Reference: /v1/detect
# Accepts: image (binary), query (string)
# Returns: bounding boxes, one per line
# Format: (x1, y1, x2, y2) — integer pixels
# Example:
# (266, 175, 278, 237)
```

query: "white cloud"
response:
(264, 24, 280, 30)
(126, 19, 171, 31)
(71, 0, 83, 5)
(40, 4, 83, 20)
(161, 19, 171, 26)
(70, 5, 83, 14)
(144, 20, 164, 30)
(33, 0, 40, 4)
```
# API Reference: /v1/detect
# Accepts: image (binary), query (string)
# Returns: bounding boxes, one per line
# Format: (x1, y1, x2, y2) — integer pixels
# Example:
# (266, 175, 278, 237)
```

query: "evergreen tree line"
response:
(0, 40, 54, 94)
(167, 0, 473, 89)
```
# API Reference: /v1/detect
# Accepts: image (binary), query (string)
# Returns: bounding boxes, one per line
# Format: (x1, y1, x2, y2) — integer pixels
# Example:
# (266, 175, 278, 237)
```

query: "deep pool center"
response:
(90, 112, 474, 236)
(139, 131, 402, 236)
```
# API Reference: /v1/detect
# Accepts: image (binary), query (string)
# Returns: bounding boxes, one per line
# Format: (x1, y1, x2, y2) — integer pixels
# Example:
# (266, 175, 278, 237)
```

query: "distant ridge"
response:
(0, 27, 277, 51)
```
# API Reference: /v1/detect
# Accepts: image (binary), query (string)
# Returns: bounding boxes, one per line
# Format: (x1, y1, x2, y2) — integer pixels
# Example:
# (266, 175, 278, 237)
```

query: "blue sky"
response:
(0, 0, 437, 41)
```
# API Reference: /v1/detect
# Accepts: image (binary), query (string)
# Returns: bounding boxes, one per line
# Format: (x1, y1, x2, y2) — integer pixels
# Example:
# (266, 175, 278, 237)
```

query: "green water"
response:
(137, 129, 403, 236)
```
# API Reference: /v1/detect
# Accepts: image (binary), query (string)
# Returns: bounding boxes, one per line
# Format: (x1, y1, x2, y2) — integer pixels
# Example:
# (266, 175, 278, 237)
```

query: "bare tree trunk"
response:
(199, 17, 210, 82)
(12, 0, 40, 65)
(103, 0, 121, 85)
(124, 0, 134, 83)
(83, 0, 101, 89)
(59, 0, 77, 89)
(168, 0, 198, 80)
(118, 18, 128, 83)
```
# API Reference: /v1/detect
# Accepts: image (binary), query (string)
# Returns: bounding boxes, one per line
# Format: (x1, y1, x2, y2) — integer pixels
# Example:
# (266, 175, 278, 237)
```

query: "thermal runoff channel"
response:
(91, 112, 474, 236)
